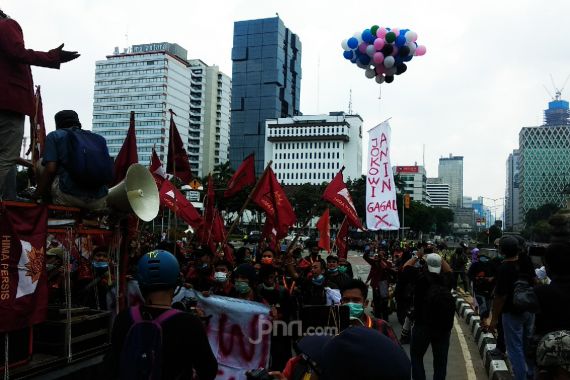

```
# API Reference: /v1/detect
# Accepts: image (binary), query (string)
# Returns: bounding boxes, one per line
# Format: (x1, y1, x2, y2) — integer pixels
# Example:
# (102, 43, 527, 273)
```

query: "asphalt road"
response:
(347, 250, 488, 380)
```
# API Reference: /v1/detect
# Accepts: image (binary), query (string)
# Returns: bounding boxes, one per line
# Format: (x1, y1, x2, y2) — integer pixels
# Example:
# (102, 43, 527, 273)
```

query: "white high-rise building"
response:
(427, 178, 450, 208)
(438, 154, 464, 208)
(265, 112, 362, 185)
(93, 43, 231, 177)
(393, 165, 429, 205)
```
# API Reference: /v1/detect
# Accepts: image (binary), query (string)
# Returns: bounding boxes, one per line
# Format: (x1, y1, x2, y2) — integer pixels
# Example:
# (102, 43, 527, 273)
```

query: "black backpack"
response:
(64, 128, 114, 187)
(420, 275, 455, 333)
(119, 306, 181, 380)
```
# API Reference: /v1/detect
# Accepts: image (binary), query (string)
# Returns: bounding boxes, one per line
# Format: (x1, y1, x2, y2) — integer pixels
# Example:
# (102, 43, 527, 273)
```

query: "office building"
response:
(505, 150, 522, 231)
(188, 60, 232, 175)
(427, 178, 450, 208)
(463, 196, 473, 209)
(453, 207, 476, 231)
(438, 154, 464, 208)
(230, 17, 302, 174)
(393, 165, 429, 205)
(265, 112, 362, 185)
(519, 98, 570, 219)
(93, 43, 231, 176)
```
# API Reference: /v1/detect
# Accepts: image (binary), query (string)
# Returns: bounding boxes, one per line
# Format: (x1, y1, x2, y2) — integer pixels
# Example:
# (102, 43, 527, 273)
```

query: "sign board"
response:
(395, 166, 419, 174)
(186, 191, 200, 202)
(189, 179, 202, 190)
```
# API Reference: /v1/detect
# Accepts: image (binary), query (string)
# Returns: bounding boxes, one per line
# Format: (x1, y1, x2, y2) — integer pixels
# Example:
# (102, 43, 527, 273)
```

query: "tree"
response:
(525, 203, 560, 226)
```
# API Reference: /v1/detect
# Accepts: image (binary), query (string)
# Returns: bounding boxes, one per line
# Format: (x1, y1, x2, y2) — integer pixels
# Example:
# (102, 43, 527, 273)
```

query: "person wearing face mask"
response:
(467, 251, 497, 319)
(232, 263, 261, 302)
(188, 250, 215, 291)
(78, 247, 113, 310)
(325, 255, 351, 290)
(211, 261, 235, 297)
(340, 279, 400, 345)
(337, 256, 354, 278)
(285, 255, 330, 306)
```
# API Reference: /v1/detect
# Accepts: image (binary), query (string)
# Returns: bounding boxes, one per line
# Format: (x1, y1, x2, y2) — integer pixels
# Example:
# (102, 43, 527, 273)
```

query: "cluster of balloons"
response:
(342, 26, 426, 84)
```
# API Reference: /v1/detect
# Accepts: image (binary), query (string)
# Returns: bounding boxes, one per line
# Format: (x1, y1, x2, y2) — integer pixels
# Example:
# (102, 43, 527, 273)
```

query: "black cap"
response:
(320, 327, 410, 380)
(54, 110, 81, 129)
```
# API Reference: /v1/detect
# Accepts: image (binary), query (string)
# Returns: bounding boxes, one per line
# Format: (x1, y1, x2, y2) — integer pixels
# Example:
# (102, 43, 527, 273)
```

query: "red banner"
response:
(0, 204, 48, 332)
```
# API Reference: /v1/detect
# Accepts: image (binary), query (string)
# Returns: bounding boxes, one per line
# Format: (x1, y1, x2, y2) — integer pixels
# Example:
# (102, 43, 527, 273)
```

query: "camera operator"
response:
(104, 250, 217, 379)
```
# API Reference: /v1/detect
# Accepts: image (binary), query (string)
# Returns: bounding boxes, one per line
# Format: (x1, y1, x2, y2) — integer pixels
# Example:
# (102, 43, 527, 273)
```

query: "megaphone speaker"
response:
(107, 163, 160, 222)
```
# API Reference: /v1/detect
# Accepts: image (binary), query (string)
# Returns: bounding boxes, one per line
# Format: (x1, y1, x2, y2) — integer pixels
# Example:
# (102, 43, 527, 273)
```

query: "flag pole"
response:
(330, 216, 348, 253)
(286, 206, 317, 254)
(222, 160, 273, 248)
(168, 109, 177, 257)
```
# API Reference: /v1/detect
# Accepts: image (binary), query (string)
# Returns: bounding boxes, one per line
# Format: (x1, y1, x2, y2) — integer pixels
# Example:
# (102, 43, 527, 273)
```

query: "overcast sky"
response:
(3, 0, 570, 208)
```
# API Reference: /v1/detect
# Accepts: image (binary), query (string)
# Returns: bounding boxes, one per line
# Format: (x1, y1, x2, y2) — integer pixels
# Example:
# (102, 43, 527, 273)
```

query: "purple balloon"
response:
(358, 42, 368, 54)
(373, 52, 385, 64)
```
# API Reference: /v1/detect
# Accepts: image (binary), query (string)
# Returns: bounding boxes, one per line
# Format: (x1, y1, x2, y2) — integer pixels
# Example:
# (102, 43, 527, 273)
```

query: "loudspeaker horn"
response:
(107, 163, 160, 222)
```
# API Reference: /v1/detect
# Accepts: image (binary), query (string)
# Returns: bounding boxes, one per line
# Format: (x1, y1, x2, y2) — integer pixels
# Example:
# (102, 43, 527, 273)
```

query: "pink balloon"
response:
(358, 42, 368, 54)
(373, 38, 385, 50)
(375, 65, 386, 75)
(391, 46, 399, 56)
(377, 27, 387, 38)
(373, 52, 385, 64)
(392, 28, 400, 35)
(415, 45, 427, 56)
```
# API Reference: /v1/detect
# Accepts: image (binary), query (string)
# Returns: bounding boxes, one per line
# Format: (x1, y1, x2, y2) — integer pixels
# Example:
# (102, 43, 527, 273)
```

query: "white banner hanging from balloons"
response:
(366, 121, 400, 231)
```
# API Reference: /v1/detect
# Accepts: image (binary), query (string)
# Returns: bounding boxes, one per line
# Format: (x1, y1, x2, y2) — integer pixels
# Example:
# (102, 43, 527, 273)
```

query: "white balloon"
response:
(375, 75, 385, 84)
(386, 66, 397, 76)
(383, 56, 395, 69)
(366, 45, 376, 57)
(365, 69, 376, 79)
(354, 31, 363, 43)
(405, 31, 418, 43)
(406, 42, 416, 55)
(341, 39, 349, 51)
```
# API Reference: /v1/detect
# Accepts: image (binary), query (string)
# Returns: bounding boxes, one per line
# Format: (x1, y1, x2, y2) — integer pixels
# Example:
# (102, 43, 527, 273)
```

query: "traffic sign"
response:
(189, 179, 202, 190)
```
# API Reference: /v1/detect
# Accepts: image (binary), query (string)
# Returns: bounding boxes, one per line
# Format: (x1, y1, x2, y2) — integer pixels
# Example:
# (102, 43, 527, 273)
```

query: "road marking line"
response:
(454, 316, 477, 380)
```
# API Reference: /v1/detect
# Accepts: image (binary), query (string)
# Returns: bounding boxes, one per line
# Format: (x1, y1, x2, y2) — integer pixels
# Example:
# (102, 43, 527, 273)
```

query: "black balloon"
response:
(385, 75, 394, 83)
(395, 63, 407, 75)
(381, 44, 393, 56)
(398, 46, 410, 57)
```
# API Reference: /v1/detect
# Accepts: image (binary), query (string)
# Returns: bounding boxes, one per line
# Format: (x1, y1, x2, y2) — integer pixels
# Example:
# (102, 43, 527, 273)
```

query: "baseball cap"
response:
(296, 334, 333, 369)
(536, 330, 570, 372)
(425, 253, 442, 274)
(319, 326, 410, 380)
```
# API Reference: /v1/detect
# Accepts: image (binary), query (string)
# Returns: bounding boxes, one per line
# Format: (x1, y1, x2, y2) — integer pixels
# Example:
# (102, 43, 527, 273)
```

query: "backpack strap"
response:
(130, 305, 143, 323)
(154, 308, 181, 324)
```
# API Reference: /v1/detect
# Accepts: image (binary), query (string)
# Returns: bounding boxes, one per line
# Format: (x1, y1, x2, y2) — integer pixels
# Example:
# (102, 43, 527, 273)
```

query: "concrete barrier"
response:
(452, 291, 512, 380)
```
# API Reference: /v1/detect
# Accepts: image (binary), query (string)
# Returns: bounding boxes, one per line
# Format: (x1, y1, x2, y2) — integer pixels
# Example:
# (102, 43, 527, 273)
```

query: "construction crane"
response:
(543, 74, 570, 101)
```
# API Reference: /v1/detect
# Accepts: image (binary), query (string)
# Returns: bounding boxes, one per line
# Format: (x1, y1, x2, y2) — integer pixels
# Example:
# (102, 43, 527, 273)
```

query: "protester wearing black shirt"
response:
(105, 250, 217, 380)
(486, 236, 536, 380)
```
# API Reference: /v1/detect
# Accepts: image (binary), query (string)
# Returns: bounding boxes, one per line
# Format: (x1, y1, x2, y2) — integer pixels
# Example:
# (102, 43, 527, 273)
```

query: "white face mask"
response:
(214, 271, 228, 283)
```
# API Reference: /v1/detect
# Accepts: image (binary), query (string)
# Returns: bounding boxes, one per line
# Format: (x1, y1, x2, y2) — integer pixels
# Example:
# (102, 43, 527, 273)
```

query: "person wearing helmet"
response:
(104, 250, 217, 380)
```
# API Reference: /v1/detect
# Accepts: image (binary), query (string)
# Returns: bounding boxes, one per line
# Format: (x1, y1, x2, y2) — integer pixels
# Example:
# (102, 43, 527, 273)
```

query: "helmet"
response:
(137, 250, 180, 290)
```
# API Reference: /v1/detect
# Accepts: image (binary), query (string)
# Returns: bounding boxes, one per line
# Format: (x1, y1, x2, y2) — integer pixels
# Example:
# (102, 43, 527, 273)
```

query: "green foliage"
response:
(522, 203, 561, 242)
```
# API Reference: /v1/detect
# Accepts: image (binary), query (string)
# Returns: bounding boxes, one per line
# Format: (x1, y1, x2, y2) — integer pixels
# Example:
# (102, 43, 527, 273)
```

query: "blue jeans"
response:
(411, 323, 452, 380)
(502, 311, 535, 380)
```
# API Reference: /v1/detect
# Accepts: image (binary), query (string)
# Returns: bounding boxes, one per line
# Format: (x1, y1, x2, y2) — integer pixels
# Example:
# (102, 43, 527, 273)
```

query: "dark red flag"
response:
(261, 217, 278, 251)
(166, 111, 193, 184)
(149, 148, 167, 188)
(0, 204, 48, 332)
(251, 168, 296, 238)
(316, 208, 331, 253)
(322, 170, 363, 229)
(28, 86, 46, 164)
(159, 180, 203, 229)
(199, 175, 216, 246)
(335, 218, 349, 259)
(113, 111, 138, 185)
(224, 153, 255, 198)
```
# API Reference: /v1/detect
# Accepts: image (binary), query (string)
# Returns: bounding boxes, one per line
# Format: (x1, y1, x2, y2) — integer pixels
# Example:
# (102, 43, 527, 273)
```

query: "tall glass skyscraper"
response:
(229, 17, 302, 174)
(438, 155, 464, 209)
(519, 99, 570, 218)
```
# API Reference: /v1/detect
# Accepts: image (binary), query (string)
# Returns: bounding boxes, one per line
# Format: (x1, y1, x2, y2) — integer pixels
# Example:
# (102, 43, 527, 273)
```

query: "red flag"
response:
(251, 168, 296, 238)
(316, 208, 331, 253)
(224, 153, 255, 198)
(159, 180, 203, 229)
(149, 148, 167, 188)
(0, 204, 48, 332)
(211, 211, 226, 244)
(113, 111, 138, 185)
(335, 218, 349, 260)
(166, 111, 193, 184)
(199, 175, 216, 247)
(261, 217, 278, 251)
(28, 86, 46, 164)
(322, 170, 363, 229)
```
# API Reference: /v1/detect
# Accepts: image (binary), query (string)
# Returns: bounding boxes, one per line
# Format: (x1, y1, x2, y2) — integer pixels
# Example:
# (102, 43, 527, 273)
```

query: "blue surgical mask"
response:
(92, 261, 108, 269)
(235, 280, 251, 294)
(312, 274, 325, 286)
(327, 268, 339, 274)
(338, 266, 348, 274)
(262, 283, 275, 291)
(346, 302, 365, 319)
